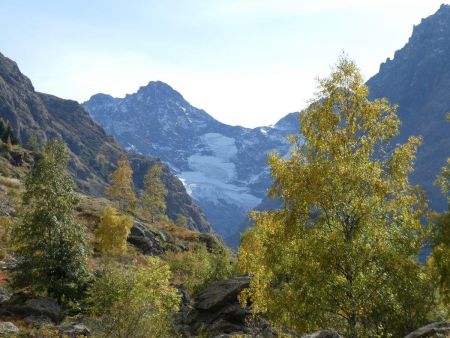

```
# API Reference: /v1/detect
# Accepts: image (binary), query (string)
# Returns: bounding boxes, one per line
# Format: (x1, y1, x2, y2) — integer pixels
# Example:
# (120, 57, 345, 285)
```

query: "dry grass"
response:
(0, 176, 21, 190)
(0, 270, 9, 286)
(159, 222, 200, 241)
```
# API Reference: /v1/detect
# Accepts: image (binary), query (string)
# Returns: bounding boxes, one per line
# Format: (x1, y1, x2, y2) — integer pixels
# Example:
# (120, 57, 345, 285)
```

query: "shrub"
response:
(88, 257, 180, 338)
(165, 245, 235, 295)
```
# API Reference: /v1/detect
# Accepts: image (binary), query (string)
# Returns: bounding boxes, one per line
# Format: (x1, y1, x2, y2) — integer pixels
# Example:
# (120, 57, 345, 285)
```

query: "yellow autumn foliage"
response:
(106, 157, 138, 211)
(96, 206, 133, 256)
(238, 56, 437, 338)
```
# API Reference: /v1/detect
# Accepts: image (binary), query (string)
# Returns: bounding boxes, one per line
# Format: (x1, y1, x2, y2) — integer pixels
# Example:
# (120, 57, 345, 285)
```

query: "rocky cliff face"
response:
(0, 52, 211, 233)
(366, 4, 450, 211)
(84, 83, 298, 243)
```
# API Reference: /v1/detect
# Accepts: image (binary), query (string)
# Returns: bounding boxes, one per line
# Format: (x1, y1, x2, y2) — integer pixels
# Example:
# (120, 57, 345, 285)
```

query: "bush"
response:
(165, 245, 235, 295)
(88, 257, 180, 338)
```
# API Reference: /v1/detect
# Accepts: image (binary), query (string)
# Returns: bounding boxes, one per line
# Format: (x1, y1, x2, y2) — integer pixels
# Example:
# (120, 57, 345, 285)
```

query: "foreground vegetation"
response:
(0, 140, 234, 337)
(0, 57, 447, 338)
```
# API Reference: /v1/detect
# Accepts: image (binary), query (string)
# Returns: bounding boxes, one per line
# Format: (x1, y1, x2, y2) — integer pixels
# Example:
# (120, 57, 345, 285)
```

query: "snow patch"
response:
(200, 133, 237, 160)
(188, 154, 237, 182)
(179, 171, 261, 210)
(125, 144, 142, 154)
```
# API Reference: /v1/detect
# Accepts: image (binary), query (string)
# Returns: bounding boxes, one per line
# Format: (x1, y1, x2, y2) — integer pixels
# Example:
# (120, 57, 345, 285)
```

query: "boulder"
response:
(0, 321, 19, 335)
(58, 322, 91, 337)
(180, 276, 278, 337)
(24, 315, 52, 328)
(403, 322, 450, 338)
(0, 287, 11, 303)
(302, 330, 342, 338)
(128, 221, 165, 255)
(195, 276, 250, 311)
(0, 295, 62, 323)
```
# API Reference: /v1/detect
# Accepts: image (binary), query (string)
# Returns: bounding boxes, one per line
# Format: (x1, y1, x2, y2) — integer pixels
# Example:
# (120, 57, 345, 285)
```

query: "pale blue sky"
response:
(0, 1, 446, 127)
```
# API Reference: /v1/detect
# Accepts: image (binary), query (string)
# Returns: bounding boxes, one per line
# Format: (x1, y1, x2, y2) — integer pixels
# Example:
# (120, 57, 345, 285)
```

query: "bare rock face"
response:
(403, 322, 450, 338)
(366, 4, 450, 213)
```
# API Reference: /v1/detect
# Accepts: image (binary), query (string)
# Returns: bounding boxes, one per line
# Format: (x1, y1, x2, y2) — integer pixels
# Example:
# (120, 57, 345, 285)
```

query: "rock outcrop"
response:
(403, 322, 450, 338)
(302, 330, 341, 338)
(0, 52, 212, 233)
(0, 321, 19, 335)
(0, 294, 63, 324)
(128, 219, 170, 255)
(57, 322, 91, 337)
(178, 276, 276, 337)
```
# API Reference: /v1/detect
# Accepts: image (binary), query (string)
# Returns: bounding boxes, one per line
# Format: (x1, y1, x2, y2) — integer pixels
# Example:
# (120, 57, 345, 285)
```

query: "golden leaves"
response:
(95, 205, 133, 256)
(238, 56, 432, 337)
(106, 157, 138, 211)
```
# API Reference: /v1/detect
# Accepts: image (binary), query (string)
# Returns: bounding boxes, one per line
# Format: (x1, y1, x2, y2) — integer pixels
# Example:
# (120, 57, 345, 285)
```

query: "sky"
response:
(0, 1, 447, 127)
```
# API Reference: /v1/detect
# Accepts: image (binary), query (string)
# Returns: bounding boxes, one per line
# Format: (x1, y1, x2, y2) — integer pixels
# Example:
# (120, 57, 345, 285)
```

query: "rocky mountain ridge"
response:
(0, 52, 211, 233)
(366, 3, 450, 211)
(84, 84, 299, 244)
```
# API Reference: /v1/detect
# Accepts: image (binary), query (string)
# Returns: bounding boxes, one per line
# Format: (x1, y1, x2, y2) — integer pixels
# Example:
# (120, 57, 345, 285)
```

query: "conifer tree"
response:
(238, 56, 435, 338)
(142, 163, 168, 223)
(0, 119, 18, 145)
(95, 206, 133, 256)
(106, 156, 138, 212)
(11, 139, 89, 301)
(0, 119, 5, 141)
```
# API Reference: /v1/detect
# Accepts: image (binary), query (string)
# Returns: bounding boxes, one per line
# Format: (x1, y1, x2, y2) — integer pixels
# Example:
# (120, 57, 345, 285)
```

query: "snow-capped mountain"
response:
(83, 82, 298, 244)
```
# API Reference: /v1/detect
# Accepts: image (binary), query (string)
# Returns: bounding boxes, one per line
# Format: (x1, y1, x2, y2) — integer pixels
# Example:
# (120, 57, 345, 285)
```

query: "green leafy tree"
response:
(238, 56, 435, 338)
(95, 206, 133, 256)
(106, 156, 138, 212)
(429, 151, 450, 305)
(142, 163, 168, 223)
(88, 257, 181, 338)
(26, 133, 44, 153)
(165, 245, 235, 295)
(11, 139, 89, 301)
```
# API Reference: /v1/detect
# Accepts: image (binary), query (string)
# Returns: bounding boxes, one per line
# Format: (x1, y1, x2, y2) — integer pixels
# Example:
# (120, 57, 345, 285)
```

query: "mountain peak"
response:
(438, 3, 450, 12)
(378, 4, 450, 73)
(145, 80, 174, 90)
(0, 52, 35, 92)
(135, 80, 184, 101)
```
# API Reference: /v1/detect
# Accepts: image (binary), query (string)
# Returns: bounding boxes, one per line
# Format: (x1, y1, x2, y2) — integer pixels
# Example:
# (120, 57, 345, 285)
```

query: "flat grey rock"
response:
(403, 322, 450, 338)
